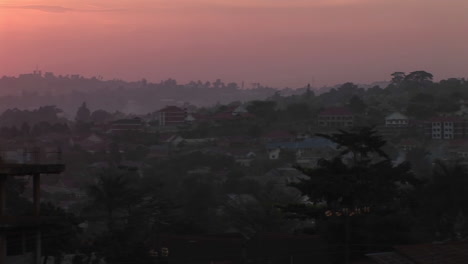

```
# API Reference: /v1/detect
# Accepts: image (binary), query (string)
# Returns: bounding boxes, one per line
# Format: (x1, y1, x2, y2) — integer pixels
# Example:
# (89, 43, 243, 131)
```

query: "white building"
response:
(385, 112, 409, 127)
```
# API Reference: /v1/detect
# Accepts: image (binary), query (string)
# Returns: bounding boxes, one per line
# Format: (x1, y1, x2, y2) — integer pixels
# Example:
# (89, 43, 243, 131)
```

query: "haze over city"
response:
(4, 0, 468, 264)
(2, 0, 468, 87)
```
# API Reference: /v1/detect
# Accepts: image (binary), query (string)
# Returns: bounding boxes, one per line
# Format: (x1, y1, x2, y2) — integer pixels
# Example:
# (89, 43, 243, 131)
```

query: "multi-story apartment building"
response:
(157, 106, 187, 127)
(317, 107, 354, 127)
(425, 117, 466, 140)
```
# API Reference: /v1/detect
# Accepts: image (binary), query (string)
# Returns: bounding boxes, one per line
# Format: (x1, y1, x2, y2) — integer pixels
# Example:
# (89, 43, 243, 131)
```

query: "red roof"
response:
(447, 139, 468, 149)
(427, 117, 465, 123)
(319, 107, 353, 116)
(158, 105, 185, 113)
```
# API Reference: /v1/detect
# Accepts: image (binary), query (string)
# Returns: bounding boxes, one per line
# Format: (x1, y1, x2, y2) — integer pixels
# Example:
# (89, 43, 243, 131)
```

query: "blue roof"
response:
(266, 137, 337, 150)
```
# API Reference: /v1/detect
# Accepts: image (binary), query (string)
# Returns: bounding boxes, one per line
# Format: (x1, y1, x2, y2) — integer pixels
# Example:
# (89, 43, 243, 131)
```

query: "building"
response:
(318, 107, 354, 127)
(385, 112, 409, 127)
(425, 117, 466, 140)
(397, 138, 421, 152)
(156, 106, 187, 127)
(266, 137, 337, 166)
(0, 148, 65, 264)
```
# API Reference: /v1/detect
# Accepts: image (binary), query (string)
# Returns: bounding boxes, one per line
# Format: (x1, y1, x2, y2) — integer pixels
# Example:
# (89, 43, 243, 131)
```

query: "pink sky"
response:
(1, 0, 468, 87)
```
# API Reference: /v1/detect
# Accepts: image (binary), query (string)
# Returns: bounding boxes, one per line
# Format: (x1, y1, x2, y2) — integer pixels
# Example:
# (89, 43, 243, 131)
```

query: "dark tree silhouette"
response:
(391, 72, 406, 85)
(75, 102, 91, 123)
(405, 71, 433, 83)
(284, 127, 418, 263)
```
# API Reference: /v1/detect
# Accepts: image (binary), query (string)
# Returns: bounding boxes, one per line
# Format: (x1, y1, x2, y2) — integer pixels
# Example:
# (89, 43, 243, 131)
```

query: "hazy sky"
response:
(1, 0, 468, 87)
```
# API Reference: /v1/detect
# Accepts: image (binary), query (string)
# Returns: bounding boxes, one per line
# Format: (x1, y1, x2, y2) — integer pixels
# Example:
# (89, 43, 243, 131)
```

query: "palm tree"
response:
(87, 168, 132, 230)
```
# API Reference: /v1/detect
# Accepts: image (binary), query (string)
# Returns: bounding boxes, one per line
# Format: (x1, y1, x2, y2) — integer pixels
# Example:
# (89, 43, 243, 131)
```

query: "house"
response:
(108, 118, 145, 133)
(446, 140, 468, 159)
(186, 113, 210, 124)
(398, 138, 421, 152)
(385, 112, 409, 127)
(318, 107, 354, 127)
(266, 137, 337, 166)
(159, 133, 184, 147)
(268, 148, 281, 160)
(424, 117, 466, 140)
(455, 99, 468, 116)
(157, 106, 187, 127)
(227, 149, 256, 166)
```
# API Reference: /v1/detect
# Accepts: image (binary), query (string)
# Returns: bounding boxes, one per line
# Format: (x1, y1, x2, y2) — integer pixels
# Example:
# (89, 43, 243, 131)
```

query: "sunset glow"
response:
(2, 0, 468, 86)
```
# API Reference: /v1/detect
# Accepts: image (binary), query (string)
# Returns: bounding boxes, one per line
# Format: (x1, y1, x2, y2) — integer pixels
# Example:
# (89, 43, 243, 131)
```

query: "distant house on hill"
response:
(227, 149, 256, 166)
(157, 106, 187, 127)
(385, 112, 409, 127)
(317, 107, 354, 127)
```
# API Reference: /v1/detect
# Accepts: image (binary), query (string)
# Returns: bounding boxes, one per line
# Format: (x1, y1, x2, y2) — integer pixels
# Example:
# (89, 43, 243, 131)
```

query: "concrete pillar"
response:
(33, 174, 40, 216)
(33, 230, 41, 264)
